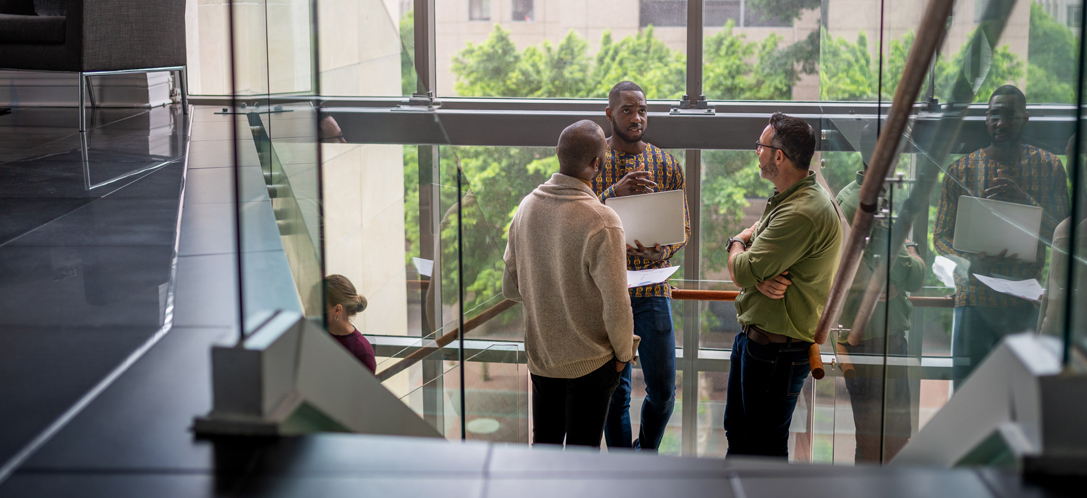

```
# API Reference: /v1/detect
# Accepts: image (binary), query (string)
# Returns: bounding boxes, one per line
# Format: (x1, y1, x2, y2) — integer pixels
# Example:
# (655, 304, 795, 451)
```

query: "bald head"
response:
(557, 120, 606, 180)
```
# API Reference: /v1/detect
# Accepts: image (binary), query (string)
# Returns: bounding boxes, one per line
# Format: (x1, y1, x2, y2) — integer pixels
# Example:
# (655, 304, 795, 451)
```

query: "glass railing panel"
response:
(459, 342, 529, 443)
(903, 2, 1077, 386)
(228, 0, 312, 335)
(695, 370, 728, 457)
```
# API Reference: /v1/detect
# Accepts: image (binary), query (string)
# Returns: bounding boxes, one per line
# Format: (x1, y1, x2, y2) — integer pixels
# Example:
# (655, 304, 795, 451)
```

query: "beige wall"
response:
(322, 142, 409, 339)
(186, 0, 319, 96)
(319, 0, 404, 96)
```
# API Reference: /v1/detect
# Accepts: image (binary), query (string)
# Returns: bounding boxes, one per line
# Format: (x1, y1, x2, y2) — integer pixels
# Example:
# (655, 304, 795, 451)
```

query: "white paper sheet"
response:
(972, 274, 1044, 302)
(628, 266, 680, 288)
(412, 257, 434, 278)
(933, 255, 957, 288)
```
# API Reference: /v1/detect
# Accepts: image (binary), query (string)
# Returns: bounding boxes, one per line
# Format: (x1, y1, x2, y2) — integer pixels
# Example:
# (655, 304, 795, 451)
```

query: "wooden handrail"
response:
(376, 299, 517, 381)
(378, 287, 951, 381)
(673, 288, 954, 308)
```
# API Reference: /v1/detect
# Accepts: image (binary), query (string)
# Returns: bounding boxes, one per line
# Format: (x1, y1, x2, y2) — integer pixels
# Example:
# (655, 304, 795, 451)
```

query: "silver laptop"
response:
(952, 196, 1044, 263)
(605, 190, 686, 248)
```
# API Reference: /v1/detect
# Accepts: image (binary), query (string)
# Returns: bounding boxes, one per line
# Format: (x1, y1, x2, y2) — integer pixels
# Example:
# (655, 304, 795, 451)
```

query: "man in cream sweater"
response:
(503, 120, 640, 449)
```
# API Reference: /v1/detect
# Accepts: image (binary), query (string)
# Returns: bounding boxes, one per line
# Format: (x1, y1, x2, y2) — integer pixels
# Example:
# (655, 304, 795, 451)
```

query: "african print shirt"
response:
(933, 145, 1069, 308)
(591, 143, 690, 298)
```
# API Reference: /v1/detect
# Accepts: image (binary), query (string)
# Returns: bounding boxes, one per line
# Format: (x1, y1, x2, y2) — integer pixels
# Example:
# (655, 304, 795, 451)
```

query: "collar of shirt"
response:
(768, 172, 817, 207)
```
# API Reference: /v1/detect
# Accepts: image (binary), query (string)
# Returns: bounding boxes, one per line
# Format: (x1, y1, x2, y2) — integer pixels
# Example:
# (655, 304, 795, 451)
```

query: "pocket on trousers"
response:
(654, 305, 674, 332)
(785, 360, 810, 398)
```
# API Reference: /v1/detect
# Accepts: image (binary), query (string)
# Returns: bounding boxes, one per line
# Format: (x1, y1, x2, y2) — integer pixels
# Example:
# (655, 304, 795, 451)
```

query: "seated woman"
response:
(324, 274, 377, 373)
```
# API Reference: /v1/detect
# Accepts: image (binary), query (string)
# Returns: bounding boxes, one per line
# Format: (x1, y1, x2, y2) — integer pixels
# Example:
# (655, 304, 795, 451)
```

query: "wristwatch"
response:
(904, 241, 920, 250)
(727, 237, 747, 252)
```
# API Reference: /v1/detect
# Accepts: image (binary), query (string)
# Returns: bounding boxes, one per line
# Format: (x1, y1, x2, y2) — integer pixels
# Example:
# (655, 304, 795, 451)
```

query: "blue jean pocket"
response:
(786, 360, 809, 398)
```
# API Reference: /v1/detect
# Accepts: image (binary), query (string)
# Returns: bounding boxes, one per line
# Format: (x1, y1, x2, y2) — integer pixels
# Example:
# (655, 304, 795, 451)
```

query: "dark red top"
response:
(332, 328, 377, 373)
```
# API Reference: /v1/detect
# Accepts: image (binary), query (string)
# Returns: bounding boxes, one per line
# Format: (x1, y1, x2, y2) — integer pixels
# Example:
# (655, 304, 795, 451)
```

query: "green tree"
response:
(451, 26, 525, 97)
(705, 21, 797, 100)
(400, 10, 417, 95)
(935, 38, 1024, 103)
(744, 0, 820, 25)
(819, 29, 877, 101)
(589, 27, 685, 99)
(1026, 3, 1078, 103)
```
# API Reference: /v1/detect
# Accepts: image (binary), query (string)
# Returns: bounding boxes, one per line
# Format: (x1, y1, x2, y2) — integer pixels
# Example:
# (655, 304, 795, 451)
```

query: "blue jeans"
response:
(723, 331, 811, 458)
(604, 296, 676, 451)
(952, 304, 1038, 386)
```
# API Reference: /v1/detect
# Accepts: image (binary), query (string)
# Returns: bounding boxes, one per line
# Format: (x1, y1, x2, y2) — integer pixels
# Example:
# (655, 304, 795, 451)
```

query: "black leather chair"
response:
(0, 0, 188, 131)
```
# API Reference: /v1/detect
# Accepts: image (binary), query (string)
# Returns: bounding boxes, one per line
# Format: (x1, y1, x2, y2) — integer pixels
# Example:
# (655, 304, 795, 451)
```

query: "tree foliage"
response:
(1026, 3, 1078, 103)
(400, 10, 417, 95)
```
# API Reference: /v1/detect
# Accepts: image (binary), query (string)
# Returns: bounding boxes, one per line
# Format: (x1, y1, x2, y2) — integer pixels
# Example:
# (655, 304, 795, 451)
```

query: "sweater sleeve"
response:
(588, 226, 638, 362)
(502, 231, 522, 303)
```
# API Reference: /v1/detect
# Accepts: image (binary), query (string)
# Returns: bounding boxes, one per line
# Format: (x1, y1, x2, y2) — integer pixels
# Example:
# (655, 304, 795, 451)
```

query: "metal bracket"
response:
(214, 102, 294, 115)
(670, 94, 714, 115)
(395, 91, 442, 112)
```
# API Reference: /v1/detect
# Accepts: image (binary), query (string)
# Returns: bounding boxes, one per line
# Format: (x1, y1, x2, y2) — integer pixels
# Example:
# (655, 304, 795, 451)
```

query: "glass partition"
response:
(214, 0, 1087, 460)
(228, 0, 323, 335)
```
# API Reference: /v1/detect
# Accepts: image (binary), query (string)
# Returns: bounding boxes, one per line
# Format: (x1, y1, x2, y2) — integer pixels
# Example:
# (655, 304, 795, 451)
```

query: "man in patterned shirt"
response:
(934, 85, 1069, 385)
(592, 81, 690, 452)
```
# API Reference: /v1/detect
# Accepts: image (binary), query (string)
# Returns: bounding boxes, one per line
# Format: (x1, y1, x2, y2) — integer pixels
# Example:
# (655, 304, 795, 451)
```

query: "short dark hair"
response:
(989, 85, 1026, 111)
(769, 112, 816, 170)
(608, 81, 645, 108)
(557, 120, 604, 175)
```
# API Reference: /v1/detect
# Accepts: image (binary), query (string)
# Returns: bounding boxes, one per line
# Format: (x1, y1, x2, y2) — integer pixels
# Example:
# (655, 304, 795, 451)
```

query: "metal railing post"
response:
(680, 0, 704, 457)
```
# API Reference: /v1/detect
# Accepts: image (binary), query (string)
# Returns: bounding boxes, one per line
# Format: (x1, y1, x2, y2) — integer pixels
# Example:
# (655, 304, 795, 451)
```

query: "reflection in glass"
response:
(933, 86, 1069, 386)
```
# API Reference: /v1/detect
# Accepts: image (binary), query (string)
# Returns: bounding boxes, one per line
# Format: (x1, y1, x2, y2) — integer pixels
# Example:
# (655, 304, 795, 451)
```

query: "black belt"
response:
(743, 324, 810, 347)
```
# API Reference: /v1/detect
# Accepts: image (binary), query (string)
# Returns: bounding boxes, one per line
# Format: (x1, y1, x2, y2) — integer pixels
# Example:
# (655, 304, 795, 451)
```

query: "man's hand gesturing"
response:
(612, 170, 656, 197)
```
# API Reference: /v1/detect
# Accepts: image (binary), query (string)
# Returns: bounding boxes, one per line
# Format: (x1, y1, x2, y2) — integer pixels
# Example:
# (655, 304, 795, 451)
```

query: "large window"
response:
(437, 0, 687, 98)
(511, 0, 534, 21)
(470, 0, 491, 20)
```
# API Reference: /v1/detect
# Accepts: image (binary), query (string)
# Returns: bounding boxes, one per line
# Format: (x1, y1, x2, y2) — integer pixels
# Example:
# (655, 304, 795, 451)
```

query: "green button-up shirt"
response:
(835, 172, 926, 342)
(733, 174, 843, 342)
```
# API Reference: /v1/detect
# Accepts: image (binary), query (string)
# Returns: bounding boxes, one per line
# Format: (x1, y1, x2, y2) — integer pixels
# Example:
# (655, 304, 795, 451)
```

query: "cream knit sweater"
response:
(503, 173, 639, 379)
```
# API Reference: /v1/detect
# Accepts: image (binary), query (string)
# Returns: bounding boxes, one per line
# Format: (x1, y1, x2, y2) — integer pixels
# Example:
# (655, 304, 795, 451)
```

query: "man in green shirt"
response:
(836, 167, 925, 463)
(723, 112, 842, 458)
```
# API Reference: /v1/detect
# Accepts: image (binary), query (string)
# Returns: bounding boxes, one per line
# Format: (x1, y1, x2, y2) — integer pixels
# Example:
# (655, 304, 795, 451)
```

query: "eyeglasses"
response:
(985, 110, 1025, 122)
(755, 141, 789, 160)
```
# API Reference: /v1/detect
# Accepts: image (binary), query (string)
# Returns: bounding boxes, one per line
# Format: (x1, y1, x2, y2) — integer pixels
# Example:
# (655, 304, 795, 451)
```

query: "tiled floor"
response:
(0, 105, 188, 466)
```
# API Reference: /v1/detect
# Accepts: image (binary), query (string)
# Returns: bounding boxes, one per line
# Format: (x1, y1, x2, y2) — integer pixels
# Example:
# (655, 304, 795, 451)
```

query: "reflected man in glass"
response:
(592, 81, 690, 452)
(723, 113, 842, 458)
(835, 123, 925, 463)
(934, 85, 1069, 385)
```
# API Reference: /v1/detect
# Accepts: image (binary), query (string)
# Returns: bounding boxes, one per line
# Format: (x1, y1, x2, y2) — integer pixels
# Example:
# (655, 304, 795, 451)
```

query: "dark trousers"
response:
(723, 331, 811, 458)
(531, 359, 622, 449)
(842, 332, 912, 463)
(952, 303, 1038, 386)
(604, 296, 676, 452)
